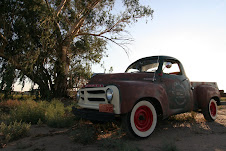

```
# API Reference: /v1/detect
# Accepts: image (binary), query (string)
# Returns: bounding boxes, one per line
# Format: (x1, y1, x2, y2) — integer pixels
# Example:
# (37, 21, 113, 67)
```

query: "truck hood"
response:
(87, 72, 155, 86)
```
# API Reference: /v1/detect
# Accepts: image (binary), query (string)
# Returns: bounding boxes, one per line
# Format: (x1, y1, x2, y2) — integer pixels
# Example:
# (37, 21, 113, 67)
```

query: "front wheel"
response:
(122, 100, 157, 138)
(202, 99, 218, 121)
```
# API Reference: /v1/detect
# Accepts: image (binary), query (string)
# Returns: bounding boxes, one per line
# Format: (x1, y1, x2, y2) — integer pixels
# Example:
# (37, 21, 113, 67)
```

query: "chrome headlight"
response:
(106, 88, 113, 103)
(76, 91, 80, 101)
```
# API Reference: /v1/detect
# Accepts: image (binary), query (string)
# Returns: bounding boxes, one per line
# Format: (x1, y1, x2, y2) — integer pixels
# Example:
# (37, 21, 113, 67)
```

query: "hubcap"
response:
(134, 106, 153, 132)
(210, 101, 216, 117)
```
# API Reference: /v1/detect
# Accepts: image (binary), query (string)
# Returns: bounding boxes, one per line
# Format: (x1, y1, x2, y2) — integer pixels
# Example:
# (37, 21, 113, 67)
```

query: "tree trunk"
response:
(39, 84, 52, 100)
(54, 44, 70, 98)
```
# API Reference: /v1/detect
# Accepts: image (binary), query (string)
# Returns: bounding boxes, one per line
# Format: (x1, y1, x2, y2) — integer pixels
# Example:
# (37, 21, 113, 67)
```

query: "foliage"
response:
(0, 0, 153, 99)
(6, 99, 73, 128)
(45, 99, 74, 128)
(0, 59, 16, 98)
(0, 99, 21, 113)
(0, 121, 31, 144)
(10, 100, 46, 124)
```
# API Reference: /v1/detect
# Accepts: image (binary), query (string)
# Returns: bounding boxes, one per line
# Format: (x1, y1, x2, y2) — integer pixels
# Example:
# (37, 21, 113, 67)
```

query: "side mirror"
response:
(165, 62, 172, 68)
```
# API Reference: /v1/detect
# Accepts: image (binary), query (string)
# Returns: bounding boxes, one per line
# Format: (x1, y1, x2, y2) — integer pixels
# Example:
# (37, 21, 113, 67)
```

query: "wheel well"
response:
(212, 96, 221, 106)
(137, 97, 163, 116)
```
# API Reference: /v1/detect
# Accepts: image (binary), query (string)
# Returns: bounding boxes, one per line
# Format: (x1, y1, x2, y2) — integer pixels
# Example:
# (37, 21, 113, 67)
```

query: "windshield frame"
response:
(125, 57, 160, 73)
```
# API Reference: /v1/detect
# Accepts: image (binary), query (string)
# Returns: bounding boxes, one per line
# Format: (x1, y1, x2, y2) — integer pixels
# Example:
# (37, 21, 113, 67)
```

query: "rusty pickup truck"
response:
(72, 56, 221, 138)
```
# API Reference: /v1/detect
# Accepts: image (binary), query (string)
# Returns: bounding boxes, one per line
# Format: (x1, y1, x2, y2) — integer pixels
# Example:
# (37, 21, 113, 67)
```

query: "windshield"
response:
(126, 59, 159, 73)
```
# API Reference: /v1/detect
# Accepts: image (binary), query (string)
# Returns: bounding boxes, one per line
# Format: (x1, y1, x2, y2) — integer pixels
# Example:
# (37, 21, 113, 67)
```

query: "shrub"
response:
(0, 100, 21, 113)
(5, 99, 74, 128)
(0, 112, 10, 123)
(0, 121, 31, 143)
(45, 100, 74, 128)
(10, 100, 45, 124)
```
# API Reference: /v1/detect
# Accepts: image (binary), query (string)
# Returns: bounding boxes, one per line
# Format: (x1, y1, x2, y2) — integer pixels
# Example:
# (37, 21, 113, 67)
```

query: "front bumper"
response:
(72, 106, 115, 121)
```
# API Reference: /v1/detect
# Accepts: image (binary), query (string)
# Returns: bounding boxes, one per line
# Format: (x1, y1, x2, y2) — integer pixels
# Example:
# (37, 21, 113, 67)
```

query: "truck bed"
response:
(191, 82, 219, 89)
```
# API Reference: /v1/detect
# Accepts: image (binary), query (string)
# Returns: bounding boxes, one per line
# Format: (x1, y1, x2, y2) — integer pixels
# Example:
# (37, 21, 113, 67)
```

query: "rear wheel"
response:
(202, 99, 218, 121)
(122, 100, 157, 138)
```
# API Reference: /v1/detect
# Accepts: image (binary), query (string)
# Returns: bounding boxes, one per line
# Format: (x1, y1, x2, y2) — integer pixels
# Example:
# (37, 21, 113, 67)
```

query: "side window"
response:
(162, 61, 181, 75)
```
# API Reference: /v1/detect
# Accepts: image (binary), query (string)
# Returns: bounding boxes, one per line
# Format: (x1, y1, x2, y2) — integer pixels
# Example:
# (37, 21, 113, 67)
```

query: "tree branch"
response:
(0, 33, 8, 54)
(56, 0, 67, 17)
(45, 0, 50, 10)
(75, 32, 130, 57)
(66, 0, 102, 39)
(100, 17, 130, 35)
(0, 33, 7, 43)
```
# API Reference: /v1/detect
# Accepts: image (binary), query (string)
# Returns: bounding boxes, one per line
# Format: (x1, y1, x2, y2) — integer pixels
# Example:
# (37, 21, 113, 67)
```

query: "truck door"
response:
(161, 60, 193, 112)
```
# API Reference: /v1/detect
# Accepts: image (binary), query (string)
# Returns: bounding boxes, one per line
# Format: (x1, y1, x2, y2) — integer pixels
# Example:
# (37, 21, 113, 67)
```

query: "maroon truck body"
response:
(73, 56, 221, 138)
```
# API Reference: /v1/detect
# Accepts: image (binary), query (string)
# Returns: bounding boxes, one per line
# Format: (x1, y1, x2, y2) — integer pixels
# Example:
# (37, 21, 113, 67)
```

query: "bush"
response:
(45, 100, 74, 128)
(0, 100, 21, 113)
(4, 99, 74, 128)
(10, 100, 45, 124)
(0, 121, 31, 144)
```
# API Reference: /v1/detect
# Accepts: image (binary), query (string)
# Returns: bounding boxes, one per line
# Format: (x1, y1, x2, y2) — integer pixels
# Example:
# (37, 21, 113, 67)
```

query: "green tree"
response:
(0, 0, 153, 99)
(0, 58, 16, 98)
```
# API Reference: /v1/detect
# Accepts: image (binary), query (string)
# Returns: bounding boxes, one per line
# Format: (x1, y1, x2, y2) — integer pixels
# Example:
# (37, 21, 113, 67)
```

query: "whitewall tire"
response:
(123, 100, 157, 138)
(202, 99, 218, 121)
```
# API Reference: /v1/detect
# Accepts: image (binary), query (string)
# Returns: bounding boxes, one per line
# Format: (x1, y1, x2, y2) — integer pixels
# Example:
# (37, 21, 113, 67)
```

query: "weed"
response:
(0, 100, 21, 113)
(169, 112, 197, 123)
(221, 97, 226, 102)
(0, 112, 10, 123)
(45, 100, 74, 128)
(2, 99, 74, 128)
(10, 100, 45, 124)
(37, 118, 44, 127)
(0, 121, 31, 144)
(94, 121, 125, 140)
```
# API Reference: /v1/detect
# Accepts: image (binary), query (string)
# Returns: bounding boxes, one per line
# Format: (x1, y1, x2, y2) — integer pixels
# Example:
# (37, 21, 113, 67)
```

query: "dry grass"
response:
(168, 112, 197, 123)
(0, 100, 21, 113)
(221, 97, 226, 102)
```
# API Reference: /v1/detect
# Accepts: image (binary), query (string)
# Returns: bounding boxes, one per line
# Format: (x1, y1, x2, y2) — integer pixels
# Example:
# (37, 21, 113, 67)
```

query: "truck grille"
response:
(87, 90, 105, 94)
(78, 85, 120, 114)
(80, 89, 106, 102)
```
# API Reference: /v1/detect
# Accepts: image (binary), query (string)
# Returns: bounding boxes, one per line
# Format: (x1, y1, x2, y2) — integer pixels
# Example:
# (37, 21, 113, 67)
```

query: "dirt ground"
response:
(2, 103, 226, 151)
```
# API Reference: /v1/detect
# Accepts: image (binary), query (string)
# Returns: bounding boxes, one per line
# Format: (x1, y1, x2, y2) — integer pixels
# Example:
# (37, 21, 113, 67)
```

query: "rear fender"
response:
(195, 85, 221, 109)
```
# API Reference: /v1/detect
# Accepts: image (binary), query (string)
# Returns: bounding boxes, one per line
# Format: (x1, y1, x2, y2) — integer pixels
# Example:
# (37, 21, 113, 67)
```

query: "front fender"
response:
(114, 81, 169, 117)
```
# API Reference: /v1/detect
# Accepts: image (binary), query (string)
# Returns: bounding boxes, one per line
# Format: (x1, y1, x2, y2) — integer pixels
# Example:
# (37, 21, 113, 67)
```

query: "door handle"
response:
(182, 78, 188, 82)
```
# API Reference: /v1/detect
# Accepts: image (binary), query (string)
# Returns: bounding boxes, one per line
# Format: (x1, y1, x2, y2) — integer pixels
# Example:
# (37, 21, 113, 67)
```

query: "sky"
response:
(92, 0, 226, 91)
(15, 0, 226, 91)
